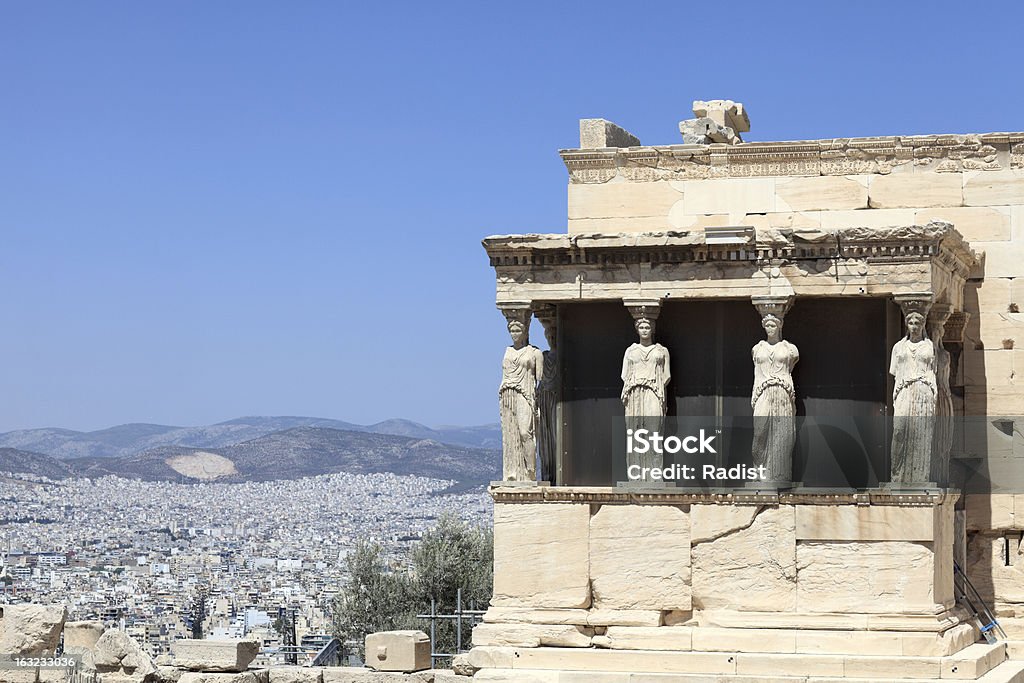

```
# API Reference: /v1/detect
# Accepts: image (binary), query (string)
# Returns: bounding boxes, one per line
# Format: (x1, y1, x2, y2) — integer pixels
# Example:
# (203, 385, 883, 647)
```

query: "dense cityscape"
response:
(0, 471, 492, 663)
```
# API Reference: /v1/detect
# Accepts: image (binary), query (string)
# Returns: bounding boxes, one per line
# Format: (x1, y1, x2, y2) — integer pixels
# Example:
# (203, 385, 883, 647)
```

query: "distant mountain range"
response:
(0, 417, 501, 486)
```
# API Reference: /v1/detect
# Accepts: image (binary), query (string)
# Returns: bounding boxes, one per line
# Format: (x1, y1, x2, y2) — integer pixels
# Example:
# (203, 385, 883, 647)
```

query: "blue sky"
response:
(2, 1, 1022, 432)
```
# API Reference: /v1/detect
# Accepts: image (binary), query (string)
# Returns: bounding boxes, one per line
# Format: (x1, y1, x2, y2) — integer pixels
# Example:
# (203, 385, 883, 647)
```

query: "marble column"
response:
(498, 303, 544, 483)
(889, 293, 936, 487)
(750, 295, 798, 488)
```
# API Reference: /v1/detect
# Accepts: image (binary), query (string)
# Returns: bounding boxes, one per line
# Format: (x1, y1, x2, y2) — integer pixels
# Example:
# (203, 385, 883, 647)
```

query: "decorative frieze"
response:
(560, 133, 1021, 183)
(488, 484, 958, 507)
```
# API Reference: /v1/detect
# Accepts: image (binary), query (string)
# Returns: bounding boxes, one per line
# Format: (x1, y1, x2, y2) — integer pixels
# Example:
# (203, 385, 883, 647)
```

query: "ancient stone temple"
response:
(473, 101, 1024, 681)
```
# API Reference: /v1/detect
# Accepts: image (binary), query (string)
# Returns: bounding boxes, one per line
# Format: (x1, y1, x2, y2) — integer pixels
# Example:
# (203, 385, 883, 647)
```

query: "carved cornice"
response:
(483, 222, 977, 276)
(489, 484, 958, 507)
(562, 132, 1024, 182)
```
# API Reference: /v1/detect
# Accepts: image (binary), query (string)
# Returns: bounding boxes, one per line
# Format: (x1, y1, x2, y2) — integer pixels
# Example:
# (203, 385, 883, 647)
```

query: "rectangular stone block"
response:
(964, 170, 1024, 207)
(691, 506, 797, 611)
(818, 208, 917, 229)
(976, 240, 1024, 278)
(584, 609, 663, 627)
(482, 607, 588, 625)
(965, 387, 1024, 416)
(971, 312, 1024, 352)
(470, 623, 591, 648)
(965, 278, 1012, 316)
(869, 173, 963, 208)
(364, 631, 430, 673)
(492, 502, 591, 608)
(967, 495, 1016, 531)
(679, 178, 775, 216)
(796, 541, 938, 613)
(774, 175, 869, 212)
(568, 181, 681, 220)
(734, 653, 844, 677)
(963, 349, 1016, 388)
(589, 504, 691, 611)
(795, 504, 935, 541)
(171, 639, 260, 673)
(567, 215, 672, 234)
(843, 653, 941, 678)
(967, 533, 1024, 605)
(916, 206, 1012, 242)
(795, 630, 901, 656)
(598, 626, 692, 651)
(510, 647, 736, 674)
(691, 627, 797, 654)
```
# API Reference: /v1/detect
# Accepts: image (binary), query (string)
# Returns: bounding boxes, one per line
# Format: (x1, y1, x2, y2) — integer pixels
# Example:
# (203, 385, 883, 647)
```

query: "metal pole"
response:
(430, 597, 437, 665)
(456, 588, 463, 653)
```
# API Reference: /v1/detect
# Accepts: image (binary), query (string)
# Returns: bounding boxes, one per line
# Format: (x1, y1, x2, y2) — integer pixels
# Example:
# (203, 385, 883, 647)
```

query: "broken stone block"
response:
(679, 117, 739, 145)
(579, 118, 640, 148)
(92, 629, 158, 682)
(170, 639, 260, 673)
(692, 99, 750, 133)
(63, 621, 105, 653)
(268, 667, 322, 683)
(321, 667, 433, 683)
(177, 673, 268, 683)
(364, 631, 430, 673)
(0, 604, 66, 657)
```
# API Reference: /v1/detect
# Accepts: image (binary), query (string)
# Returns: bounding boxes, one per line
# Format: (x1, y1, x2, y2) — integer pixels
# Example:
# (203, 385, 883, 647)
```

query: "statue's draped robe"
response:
(621, 343, 671, 470)
(751, 339, 799, 483)
(932, 342, 954, 485)
(890, 337, 936, 484)
(537, 348, 559, 483)
(500, 344, 543, 481)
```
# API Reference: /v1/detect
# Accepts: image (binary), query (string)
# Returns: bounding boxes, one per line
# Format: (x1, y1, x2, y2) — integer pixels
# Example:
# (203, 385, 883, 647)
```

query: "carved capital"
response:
(751, 295, 794, 322)
(623, 298, 662, 323)
(927, 302, 954, 336)
(944, 311, 970, 344)
(893, 292, 933, 320)
(532, 303, 557, 329)
(498, 301, 532, 327)
(532, 303, 558, 349)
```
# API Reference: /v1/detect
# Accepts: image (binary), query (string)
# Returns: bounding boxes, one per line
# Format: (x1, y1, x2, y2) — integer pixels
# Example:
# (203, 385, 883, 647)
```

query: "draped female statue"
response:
(621, 316, 671, 470)
(499, 315, 544, 482)
(890, 310, 937, 485)
(751, 313, 799, 484)
(536, 320, 559, 484)
(929, 313, 954, 486)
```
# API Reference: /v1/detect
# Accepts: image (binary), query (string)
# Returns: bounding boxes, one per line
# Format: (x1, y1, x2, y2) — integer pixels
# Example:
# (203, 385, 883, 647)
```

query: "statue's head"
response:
(906, 311, 925, 337)
(762, 314, 783, 338)
(507, 319, 527, 344)
(635, 317, 655, 342)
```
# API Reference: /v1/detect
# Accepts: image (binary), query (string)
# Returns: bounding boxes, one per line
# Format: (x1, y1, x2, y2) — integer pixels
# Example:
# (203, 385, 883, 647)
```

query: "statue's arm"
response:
(662, 348, 671, 386)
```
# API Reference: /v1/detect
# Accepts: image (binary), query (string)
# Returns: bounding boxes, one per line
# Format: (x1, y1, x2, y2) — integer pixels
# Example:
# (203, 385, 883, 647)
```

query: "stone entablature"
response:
(484, 222, 976, 309)
(563, 132, 1024, 183)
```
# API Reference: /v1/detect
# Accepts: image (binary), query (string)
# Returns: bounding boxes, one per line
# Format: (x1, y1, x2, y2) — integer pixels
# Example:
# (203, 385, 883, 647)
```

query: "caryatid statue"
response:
(928, 304, 954, 487)
(498, 305, 544, 482)
(890, 294, 936, 486)
(621, 302, 670, 471)
(534, 304, 558, 484)
(750, 296, 799, 486)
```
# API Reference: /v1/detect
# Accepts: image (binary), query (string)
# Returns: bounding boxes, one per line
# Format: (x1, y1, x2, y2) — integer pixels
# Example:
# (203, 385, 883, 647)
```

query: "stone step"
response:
(473, 659, 1024, 682)
(467, 642, 1006, 680)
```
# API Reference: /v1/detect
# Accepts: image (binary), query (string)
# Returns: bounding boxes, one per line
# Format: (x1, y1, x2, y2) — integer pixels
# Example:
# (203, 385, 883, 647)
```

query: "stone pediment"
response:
(483, 221, 976, 309)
